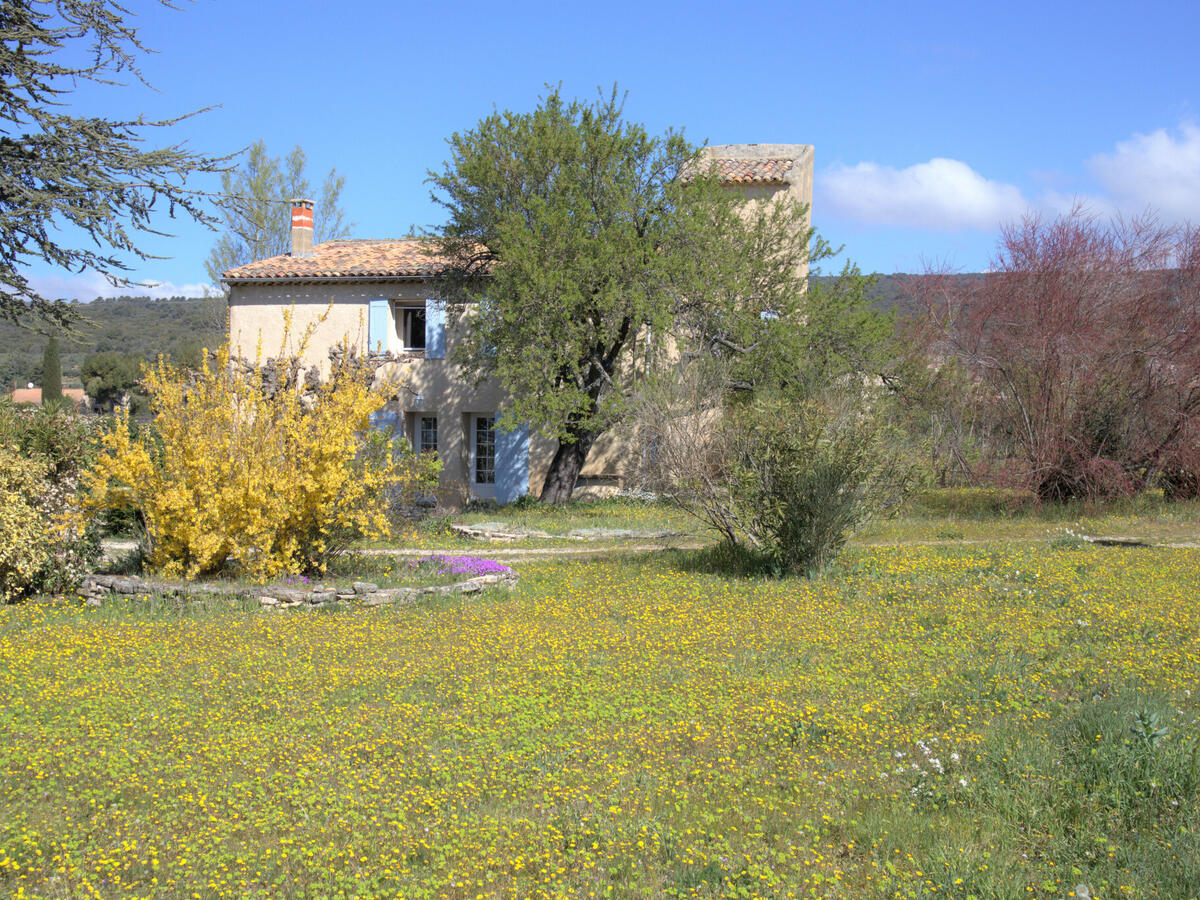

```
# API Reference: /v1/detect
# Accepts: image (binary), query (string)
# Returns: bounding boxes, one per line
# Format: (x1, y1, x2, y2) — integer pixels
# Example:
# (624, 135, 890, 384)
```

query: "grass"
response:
(447, 495, 698, 536)
(859, 491, 1200, 546)
(3, 530, 1199, 898)
(378, 491, 1200, 554)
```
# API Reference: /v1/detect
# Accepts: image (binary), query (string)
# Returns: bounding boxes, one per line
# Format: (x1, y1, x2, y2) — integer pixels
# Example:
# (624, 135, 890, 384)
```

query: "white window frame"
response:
(469, 414, 496, 499)
(418, 415, 438, 455)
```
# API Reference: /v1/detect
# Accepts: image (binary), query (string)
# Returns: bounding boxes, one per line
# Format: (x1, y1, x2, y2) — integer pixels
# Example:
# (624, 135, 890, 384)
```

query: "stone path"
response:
(99, 536, 709, 566)
(450, 522, 686, 543)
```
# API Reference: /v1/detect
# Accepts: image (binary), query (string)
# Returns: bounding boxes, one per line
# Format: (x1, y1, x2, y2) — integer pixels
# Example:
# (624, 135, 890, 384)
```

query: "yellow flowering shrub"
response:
(0, 446, 51, 602)
(85, 342, 433, 580)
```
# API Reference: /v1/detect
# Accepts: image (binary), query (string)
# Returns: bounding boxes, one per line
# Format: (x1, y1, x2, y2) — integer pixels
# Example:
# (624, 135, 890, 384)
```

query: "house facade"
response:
(223, 143, 813, 505)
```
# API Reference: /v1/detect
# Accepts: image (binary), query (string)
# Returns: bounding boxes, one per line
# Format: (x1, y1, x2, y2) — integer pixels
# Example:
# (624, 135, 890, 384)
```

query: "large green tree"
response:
(0, 0, 229, 327)
(205, 142, 352, 283)
(81, 350, 139, 411)
(432, 86, 773, 503)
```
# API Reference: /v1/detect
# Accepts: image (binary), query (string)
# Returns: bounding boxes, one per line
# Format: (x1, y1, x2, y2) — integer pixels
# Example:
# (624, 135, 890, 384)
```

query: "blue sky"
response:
(26, 0, 1200, 300)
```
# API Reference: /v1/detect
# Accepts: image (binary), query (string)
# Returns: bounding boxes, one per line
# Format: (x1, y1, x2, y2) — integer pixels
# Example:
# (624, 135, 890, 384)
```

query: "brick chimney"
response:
(290, 198, 314, 257)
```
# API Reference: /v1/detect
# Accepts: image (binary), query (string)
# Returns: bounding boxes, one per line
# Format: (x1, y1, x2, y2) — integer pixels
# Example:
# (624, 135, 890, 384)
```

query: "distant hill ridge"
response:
(1, 295, 224, 391)
(1, 276, 970, 391)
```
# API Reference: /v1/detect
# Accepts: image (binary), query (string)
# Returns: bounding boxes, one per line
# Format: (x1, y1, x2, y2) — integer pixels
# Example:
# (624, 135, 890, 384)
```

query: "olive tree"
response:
(430, 86, 742, 503)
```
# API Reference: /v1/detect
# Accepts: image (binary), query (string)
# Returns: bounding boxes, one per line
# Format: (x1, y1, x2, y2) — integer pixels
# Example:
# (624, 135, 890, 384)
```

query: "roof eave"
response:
(223, 273, 447, 287)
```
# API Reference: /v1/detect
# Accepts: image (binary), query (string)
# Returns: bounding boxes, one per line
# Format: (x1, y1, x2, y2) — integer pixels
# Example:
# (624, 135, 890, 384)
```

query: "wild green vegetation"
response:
(0, 296, 222, 391)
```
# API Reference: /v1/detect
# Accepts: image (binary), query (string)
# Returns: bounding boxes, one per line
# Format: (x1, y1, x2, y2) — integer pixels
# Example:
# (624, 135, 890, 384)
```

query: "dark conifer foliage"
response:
(40, 333, 61, 400)
(0, 0, 229, 327)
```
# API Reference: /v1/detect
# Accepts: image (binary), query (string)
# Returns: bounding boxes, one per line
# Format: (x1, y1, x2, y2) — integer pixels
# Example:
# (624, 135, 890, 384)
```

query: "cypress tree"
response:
(41, 335, 62, 402)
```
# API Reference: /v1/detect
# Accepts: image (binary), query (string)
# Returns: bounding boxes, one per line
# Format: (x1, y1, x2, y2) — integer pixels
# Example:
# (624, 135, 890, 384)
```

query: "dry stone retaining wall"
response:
(79, 571, 517, 609)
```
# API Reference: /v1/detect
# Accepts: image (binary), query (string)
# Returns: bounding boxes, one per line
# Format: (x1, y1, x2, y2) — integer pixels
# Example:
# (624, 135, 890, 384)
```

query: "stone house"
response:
(223, 143, 813, 505)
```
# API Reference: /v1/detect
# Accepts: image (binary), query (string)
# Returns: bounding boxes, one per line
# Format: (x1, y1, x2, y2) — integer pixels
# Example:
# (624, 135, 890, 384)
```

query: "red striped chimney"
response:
(290, 198, 314, 257)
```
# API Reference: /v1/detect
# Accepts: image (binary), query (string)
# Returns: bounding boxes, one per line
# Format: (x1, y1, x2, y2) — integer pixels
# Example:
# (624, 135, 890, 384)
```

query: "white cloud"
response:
(1087, 123, 1200, 223)
(818, 158, 1028, 230)
(24, 271, 216, 302)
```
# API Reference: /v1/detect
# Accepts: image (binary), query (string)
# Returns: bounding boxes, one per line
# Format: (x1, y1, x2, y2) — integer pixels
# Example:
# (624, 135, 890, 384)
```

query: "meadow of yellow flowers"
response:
(1, 541, 1197, 898)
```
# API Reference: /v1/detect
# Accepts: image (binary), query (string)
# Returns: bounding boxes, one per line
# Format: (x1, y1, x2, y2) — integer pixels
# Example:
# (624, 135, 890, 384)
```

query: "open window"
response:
(394, 303, 427, 352)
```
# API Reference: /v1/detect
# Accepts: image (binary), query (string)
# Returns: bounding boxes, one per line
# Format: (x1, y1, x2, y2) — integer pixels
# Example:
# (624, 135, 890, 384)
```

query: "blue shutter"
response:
(368, 298, 389, 353)
(425, 298, 446, 358)
(495, 419, 530, 504)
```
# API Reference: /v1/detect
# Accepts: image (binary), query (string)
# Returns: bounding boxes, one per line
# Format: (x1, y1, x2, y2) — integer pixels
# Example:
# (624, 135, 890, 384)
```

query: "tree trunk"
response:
(539, 432, 598, 504)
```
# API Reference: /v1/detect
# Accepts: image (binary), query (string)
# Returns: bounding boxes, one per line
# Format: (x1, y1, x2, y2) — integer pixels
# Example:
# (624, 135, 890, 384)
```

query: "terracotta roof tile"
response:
(706, 157, 795, 185)
(10, 388, 86, 405)
(226, 153, 801, 284)
(223, 239, 452, 282)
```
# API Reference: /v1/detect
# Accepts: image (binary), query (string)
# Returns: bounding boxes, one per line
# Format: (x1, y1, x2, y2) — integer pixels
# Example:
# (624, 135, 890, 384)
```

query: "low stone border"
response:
(451, 521, 685, 543)
(79, 571, 518, 609)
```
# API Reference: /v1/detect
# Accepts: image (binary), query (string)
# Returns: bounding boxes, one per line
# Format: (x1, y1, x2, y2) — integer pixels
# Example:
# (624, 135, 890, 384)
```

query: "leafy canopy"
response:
(429, 86, 716, 445)
(0, 0, 230, 327)
(80, 349, 140, 409)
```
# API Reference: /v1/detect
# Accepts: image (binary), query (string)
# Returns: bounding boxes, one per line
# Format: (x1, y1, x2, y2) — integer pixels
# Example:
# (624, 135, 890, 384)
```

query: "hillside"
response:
(1, 295, 224, 391)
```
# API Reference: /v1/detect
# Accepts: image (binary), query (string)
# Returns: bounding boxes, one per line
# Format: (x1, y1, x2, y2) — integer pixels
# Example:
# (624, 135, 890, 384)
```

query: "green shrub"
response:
(0, 397, 99, 480)
(733, 398, 911, 576)
(644, 392, 912, 577)
(0, 401, 102, 601)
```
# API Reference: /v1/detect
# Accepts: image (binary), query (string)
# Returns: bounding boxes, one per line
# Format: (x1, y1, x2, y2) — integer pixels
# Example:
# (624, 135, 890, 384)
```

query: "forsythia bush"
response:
(0, 446, 51, 601)
(85, 343, 438, 580)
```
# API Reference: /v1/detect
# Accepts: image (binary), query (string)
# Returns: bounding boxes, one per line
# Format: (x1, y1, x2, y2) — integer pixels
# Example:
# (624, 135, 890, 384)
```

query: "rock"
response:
(259, 596, 280, 607)
(308, 591, 337, 605)
(1092, 536, 1150, 547)
(83, 574, 147, 595)
(450, 522, 550, 542)
(352, 581, 378, 594)
(267, 587, 310, 604)
(85, 597, 103, 607)
(372, 587, 415, 602)
(335, 592, 356, 602)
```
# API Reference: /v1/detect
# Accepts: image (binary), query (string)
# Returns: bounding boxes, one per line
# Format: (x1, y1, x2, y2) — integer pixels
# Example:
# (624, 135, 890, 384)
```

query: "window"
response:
(419, 416, 438, 454)
(474, 415, 495, 485)
(395, 303, 426, 351)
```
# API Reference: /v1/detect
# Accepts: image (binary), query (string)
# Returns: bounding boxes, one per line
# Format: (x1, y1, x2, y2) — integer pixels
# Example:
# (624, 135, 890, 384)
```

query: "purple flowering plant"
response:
(411, 555, 512, 577)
